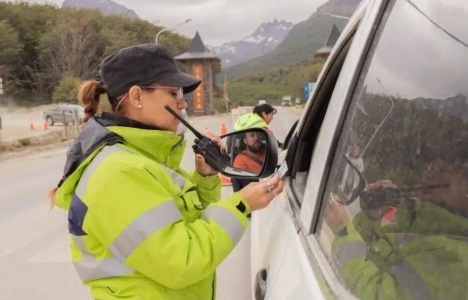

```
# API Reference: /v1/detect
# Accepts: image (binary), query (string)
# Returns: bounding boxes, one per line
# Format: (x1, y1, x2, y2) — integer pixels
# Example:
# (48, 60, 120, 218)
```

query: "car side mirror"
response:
(220, 128, 278, 179)
(330, 154, 367, 206)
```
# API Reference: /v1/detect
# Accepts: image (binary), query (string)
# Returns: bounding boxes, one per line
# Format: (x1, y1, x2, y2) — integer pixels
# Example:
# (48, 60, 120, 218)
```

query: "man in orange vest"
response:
(233, 131, 266, 175)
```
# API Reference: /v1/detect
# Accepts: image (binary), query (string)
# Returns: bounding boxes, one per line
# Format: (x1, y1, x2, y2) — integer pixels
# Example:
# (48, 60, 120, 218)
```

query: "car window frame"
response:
(287, 27, 360, 207)
(274, 1, 386, 296)
(278, 15, 373, 298)
(297, 0, 389, 228)
(290, 0, 399, 297)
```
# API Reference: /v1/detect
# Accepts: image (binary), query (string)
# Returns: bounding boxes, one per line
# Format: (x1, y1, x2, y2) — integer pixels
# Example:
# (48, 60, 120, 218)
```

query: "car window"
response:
(315, 0, 468, 298)
(289, 32, 355, 204)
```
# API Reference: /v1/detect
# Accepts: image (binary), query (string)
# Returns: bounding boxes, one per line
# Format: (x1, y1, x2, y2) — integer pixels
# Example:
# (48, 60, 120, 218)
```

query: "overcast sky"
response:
(22, 0, 327, 46)
(365, 0, 468, 100)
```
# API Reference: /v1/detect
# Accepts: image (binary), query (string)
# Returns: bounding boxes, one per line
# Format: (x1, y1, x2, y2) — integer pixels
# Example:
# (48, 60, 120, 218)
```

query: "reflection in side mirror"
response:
(220, 128, 278, 179)
(331, 154, 367, 206)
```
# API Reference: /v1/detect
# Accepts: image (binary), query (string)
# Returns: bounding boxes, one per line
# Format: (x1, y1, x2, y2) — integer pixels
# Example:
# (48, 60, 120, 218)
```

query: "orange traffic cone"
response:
(220, 123, 227, 135)
(29, 119, 35, 130)
(43, 121, 49, 130)
(220, 174, 232, 186)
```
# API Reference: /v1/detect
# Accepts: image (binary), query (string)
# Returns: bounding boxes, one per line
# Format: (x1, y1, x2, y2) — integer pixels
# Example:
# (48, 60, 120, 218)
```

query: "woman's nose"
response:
(178, 99, 188, 110)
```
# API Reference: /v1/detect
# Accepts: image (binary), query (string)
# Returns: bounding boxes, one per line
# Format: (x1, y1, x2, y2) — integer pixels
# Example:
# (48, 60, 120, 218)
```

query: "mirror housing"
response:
(330, 154, 367, 206)
(220, 128, 278, 179)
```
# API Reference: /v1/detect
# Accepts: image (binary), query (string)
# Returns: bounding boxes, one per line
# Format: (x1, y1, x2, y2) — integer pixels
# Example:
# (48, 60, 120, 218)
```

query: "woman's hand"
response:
(367, 179, 397, 190)
(204, 128, 228, 154)
(325, 195, 350, 230)
(194, 128, 230, 176)
(239, 174, 284, 211)
(195, 154, 219, 176)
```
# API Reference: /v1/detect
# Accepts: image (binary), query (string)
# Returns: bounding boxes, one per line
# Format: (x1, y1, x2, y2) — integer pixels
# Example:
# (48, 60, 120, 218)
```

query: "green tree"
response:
(52, 74, 81, 103)
(0, 2, 201, 106)
(0, 20, 22, 94)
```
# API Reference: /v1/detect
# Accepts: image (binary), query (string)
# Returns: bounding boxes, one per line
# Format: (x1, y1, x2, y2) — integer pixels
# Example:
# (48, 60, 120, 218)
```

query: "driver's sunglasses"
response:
(140, 85, 184, 100)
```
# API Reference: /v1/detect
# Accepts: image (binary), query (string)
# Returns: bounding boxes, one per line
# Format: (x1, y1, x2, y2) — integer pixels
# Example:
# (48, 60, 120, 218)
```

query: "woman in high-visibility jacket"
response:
(233, 103, 277, 133)
(49, 43, 283, 300)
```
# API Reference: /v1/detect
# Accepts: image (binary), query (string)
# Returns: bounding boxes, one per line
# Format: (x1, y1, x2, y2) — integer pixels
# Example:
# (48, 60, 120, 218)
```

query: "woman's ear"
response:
(128, 86, 143, 109)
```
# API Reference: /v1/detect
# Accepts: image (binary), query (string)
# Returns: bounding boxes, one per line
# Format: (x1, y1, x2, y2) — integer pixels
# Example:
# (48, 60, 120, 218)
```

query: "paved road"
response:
(0, 107, 302, 300)
(0, 104, 60, 143)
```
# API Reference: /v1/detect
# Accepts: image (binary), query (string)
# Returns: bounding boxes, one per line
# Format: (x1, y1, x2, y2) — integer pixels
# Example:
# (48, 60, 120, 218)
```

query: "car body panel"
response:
(250, 0, 389, 298)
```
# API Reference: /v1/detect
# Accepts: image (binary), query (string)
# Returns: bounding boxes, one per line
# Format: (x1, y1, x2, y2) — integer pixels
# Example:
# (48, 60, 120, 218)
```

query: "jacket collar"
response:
(101, 113, 186, 169)
(107, 125, 186, 169)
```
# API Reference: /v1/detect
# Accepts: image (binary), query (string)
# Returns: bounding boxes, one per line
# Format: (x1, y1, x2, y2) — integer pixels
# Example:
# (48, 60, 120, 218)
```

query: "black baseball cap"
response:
(254, 103, 277, 115)
(99, 43, 202, 99)
(263, 104, 277, 114)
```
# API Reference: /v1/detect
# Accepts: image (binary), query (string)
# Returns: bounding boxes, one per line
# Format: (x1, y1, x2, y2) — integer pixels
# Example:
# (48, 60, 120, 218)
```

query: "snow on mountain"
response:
(210, 19, 294, 68)
(61, 0, 140, 19)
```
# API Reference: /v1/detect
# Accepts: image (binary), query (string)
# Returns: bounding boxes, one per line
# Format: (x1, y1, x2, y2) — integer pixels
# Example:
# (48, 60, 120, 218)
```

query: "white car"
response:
(250, 0, 467, 298)
(258, 100, 267, 105)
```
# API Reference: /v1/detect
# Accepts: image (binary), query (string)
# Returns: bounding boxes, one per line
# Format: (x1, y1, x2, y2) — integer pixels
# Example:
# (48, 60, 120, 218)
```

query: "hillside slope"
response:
(224, 0, 361, 80)
(227, 58, 323, 105)
(210, 19, 294, 68)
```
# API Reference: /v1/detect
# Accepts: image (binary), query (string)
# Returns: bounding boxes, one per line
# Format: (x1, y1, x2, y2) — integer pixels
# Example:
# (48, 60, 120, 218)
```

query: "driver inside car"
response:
(324, 137, 468, 300)
(232, 131, 266, 174)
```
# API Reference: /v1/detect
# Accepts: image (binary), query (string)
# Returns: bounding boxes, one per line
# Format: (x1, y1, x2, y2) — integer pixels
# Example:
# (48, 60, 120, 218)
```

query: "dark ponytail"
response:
(253, 105, 261, 116)
(48, 80, 107, 209)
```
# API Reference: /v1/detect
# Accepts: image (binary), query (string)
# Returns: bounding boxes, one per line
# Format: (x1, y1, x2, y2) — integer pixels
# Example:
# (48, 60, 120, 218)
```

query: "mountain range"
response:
(209, 19, 294, 69)
(58, 0, 364, 104)
(62, 0, 140, 19)
(59, 0, 294, 69)
(223, 0, 362, 79)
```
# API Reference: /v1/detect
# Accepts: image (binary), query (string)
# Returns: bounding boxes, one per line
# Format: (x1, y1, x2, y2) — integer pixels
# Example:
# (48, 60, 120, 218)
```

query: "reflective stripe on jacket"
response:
(55, 121, 251, 300)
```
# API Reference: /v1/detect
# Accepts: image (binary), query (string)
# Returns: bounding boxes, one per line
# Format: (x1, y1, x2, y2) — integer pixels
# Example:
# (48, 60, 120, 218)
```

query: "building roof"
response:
(175, 31, 219, 60)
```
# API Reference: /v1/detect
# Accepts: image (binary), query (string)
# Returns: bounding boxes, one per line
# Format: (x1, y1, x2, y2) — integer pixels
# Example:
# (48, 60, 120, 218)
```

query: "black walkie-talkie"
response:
(164, 105, 231, 172)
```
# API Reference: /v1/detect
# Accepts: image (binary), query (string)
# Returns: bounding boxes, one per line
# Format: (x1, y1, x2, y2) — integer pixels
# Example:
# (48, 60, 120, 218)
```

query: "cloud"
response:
(125, 0, 328, 46)
(28, 0, 326, 46)
(364, 0, 468, 100)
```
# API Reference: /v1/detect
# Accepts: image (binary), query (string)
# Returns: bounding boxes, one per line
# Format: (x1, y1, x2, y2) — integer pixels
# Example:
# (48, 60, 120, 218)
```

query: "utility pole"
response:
(0, 77, 3, 149)
(223, 74, 230, 113)
(155, 19, 193, 44)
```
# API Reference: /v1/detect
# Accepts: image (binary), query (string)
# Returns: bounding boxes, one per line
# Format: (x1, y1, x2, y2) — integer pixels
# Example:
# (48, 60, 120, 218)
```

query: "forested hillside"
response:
(0, 2, 191, 106)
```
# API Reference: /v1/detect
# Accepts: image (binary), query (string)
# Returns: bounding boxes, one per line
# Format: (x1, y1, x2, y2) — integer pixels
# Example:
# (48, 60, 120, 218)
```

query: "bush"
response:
(52, 75, 81, 104)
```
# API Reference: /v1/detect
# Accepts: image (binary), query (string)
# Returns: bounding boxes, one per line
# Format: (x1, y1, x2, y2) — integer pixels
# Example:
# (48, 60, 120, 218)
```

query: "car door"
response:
(49, 105, 61, 120)
(256, 0, 468, 299)
(251, 0, 390, 298)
